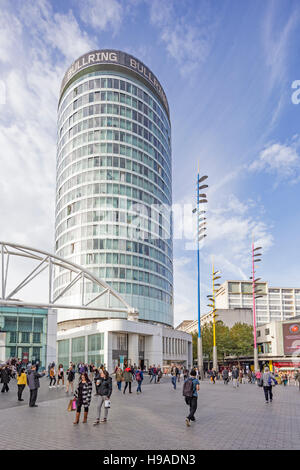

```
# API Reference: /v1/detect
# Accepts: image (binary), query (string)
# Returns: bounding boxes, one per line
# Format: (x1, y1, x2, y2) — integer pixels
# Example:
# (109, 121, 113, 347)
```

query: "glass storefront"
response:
(0, 306, 48, 367)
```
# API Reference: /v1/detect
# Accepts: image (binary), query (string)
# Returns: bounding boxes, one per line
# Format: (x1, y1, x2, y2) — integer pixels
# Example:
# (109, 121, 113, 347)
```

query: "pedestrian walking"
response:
(135, 367, 144, 393)
(176, 366, 180, 383)
(259, 367, 277, 403)
(222, 368, 229, 384)
(73, 372, 92, 424)
(183, 369, 200, 427)
(17, 367, 27, 401)
(27, 365, 46, 407)
(157, 366, 163, 383)
(57, 364, 64, 387)
(115, 367, 123, 391)
(66, 364, 75, 394)
(0, 365, 11, 393)
(93, 369, 112, 425)
(171, 364, 177, 390)
(123, 366, 133, 394)
(232, 366, 239, 388)
(49, 365, 56, 388)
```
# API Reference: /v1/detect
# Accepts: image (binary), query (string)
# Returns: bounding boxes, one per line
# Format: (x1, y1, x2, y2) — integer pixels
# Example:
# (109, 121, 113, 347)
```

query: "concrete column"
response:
(104, 331, 113, 373)
(145, 332, 162, 367)
(128, 333, 139, 366)
(254, 347, 259, 372)
(46, 309, 57, 367)
(213, 345, 218, 371)
(197, 336, 204, 380)
(84, 335, 88, 363)
(0, 332, 6, 362)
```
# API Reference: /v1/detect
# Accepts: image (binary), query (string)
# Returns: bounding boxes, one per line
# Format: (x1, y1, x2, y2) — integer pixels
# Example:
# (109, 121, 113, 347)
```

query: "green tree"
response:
(192, 321, 253, 363)
(229, 322, 253, 359)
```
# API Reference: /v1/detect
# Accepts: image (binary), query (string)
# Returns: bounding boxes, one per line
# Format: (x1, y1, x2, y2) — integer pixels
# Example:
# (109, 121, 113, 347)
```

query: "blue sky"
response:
(1, 0, 300, 325)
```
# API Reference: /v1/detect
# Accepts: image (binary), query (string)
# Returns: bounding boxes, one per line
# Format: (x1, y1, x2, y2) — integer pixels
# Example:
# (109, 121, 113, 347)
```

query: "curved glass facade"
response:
(55, 51, 173, 326)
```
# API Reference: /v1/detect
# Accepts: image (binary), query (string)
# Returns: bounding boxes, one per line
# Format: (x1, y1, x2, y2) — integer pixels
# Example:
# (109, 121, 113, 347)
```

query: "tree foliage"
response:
(192, 321, 253, 361)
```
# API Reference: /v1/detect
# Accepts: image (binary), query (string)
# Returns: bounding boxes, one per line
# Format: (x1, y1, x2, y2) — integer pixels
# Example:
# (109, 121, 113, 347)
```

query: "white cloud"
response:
(149, 0, 215, 76)
(79, 0, 123, 35)
(250, 142, 300, 182)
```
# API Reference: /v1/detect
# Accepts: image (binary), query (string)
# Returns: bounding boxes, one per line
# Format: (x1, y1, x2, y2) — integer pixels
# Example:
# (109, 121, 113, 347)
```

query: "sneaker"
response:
(265, 401, 269, 403)
(93, 420, 100, 426)
(186, 418, 190, 427)
(100, 418, 107, 423)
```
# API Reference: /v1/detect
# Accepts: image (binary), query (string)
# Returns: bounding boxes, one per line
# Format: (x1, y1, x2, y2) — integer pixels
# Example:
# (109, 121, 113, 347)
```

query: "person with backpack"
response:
(135, 367, 144, 393)
(93, 369, 112, 425)
(183, 369, 200, 427)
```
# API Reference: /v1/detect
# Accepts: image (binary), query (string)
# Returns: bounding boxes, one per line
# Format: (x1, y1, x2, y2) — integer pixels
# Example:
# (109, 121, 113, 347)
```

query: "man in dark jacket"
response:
(27, 365, 45, 407)
(1, 366, 11, 392)
(222, 368, 229, 385)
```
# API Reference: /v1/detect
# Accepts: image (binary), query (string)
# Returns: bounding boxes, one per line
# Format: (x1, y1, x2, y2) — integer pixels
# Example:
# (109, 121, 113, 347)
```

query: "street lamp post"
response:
(193, 174, 208, 380)
(207, 264, 223, 371)
(251, 243, 263, 372)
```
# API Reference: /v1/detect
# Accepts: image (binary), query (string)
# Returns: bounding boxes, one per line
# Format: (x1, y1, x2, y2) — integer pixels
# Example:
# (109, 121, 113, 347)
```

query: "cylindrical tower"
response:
(55, 50, 173, 327)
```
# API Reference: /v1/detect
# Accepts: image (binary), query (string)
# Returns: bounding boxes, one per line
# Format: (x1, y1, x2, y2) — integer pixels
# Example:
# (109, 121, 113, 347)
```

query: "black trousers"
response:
(1, 383, 9, 392)
(123, 382, 132, 393)
(263, 386, 273, 401)
(29, 388, 38, 406)
(185, 396, 198, 420)
(18, 384, 25, 400)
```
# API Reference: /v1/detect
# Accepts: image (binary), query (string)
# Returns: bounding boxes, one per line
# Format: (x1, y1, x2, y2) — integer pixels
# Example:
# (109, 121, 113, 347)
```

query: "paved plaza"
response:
(0, 376, 300, 450)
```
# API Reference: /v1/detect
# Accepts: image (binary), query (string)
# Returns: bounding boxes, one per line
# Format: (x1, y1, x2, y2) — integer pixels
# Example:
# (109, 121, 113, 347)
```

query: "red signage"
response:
(283, 323, 300, 355)
(273, 362, 300, 368)
(22, 352, 29, 364)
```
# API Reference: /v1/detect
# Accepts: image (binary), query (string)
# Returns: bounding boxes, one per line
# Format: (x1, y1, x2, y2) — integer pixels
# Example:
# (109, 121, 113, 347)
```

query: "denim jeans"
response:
(171, 376, 176, 389)
(137, 380, 142, 392)
(117, 381, 122, 391)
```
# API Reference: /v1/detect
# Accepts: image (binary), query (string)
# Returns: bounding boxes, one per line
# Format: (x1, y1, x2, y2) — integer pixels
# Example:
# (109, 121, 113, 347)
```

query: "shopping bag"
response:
(104, 399, 111, 408)
(67, 399, 73, 412)
(72, 399, 77, 410)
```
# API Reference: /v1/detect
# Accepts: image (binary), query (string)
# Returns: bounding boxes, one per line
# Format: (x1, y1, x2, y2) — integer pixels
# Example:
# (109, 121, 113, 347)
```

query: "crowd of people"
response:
(2, 357, 300, 427)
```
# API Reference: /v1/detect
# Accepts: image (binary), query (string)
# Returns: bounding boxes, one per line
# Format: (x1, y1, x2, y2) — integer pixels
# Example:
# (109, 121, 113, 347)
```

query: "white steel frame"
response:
(0, 241, 137, 316)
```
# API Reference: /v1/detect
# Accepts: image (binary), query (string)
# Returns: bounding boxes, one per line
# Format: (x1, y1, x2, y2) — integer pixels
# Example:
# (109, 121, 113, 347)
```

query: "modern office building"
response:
(55, 50, 192, 371)
(176, 308, 253, 334)
(0, 306, 57, 367)
(215, 281, 300, 325)
(55, 50, 173, 328)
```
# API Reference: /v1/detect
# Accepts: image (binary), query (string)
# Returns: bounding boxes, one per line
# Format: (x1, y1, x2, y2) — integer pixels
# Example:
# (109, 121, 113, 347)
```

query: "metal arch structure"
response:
(0, 241, 137, 316)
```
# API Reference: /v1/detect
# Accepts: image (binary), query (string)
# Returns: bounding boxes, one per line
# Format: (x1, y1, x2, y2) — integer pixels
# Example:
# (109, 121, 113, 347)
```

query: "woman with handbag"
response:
(93, 369, 112, 425)
(73, 372, 92, 424)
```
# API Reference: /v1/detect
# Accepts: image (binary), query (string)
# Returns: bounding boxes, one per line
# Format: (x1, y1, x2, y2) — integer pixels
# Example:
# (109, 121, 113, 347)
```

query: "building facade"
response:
(55, 50, 173, 328)
(215, 281, 300, 325)
(54, 50, 191, 370)
(57, 318, 192, 372)
(176, 308, 253, 335)
(0, 306, 57, 367)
